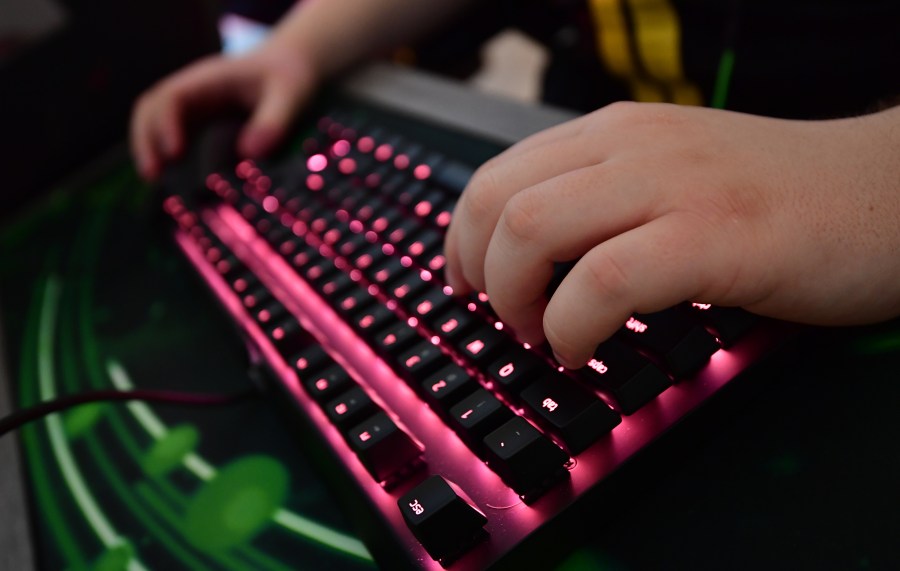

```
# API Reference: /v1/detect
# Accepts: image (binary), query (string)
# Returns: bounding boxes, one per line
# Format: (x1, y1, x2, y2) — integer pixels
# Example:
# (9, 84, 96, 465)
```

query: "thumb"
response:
(238, 78, 304, 159)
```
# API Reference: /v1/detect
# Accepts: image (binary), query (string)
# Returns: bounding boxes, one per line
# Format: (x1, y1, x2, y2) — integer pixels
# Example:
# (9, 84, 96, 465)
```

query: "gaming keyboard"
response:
(163, 87, 786, 569)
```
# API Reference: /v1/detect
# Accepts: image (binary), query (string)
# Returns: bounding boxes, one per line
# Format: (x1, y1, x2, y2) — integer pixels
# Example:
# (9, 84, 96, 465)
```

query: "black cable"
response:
(0, 388, 260, 438)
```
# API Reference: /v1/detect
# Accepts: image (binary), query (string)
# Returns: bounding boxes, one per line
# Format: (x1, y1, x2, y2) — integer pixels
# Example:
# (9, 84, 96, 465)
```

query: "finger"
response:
(238, 75, 307, 158)
(483, 162, 659, 344)
(543, 212, 729, 368)
(446, 131, 615, 293)
(130, 96, 161, 180)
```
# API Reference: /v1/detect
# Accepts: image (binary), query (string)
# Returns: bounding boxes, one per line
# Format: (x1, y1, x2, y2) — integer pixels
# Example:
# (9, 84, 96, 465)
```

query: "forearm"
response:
(265, 0, 475, 79)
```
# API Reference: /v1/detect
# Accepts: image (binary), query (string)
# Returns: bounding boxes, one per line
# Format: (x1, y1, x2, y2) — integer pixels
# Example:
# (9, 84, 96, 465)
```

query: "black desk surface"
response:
(2, 71, 900, 571)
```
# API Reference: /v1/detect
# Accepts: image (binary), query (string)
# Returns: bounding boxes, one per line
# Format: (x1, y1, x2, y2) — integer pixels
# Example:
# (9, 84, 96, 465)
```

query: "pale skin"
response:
(130, 0, 900, 369)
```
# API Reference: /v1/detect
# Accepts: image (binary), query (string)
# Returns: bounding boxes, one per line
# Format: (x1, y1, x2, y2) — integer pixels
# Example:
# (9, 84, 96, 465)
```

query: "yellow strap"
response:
(590, 0, 703, 105)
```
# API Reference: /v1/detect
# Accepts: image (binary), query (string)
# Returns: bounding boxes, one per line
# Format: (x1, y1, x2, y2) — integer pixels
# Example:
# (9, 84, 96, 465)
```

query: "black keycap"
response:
(347, 411, 421, 483)
(354, 304, 398, 337)
(408, 287, 454, 326)
(253, 300, 288, 326)
(398, 475, 487, 563)
(290, 345, 332, 377)
(431, 159, 474, 194)
(483, 417, 569, 499)
(319, 271, 355, 300)
(405, 228, 442, 259)
(457, 326, 508, 365)
(421, 363, 478, 411)
(580, 339, 672, 415)
(432, 305, 478, 341)
(519, 374, 621, 454)
(396, 340, 451, 381)
(304, 258, 339, 286)
(448, 389, 514, 449)
(387, 272, 430, 303)
(486, 348, 549, 395)
(373, 322, 420, 356)
(367, 256, 406, 286)
(325, 386, 377, 429)
(305, 363, 354, 403)
(688, 303, 757, 346)
(336, 231, 370, 258)
(618, 308, 721, 378)
(266, 317, 309, 356)
(334, 288, 376, 318)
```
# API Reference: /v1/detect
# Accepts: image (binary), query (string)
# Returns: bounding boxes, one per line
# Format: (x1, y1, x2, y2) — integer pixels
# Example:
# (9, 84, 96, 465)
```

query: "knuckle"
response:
(460, 163, 502, 225)
(582, 249, 631, 304)
(500, 190, 543, 244)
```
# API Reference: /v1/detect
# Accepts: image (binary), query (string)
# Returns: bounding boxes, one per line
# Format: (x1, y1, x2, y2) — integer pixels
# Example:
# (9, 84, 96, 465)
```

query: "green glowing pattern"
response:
(64, 403, 107, 439)
(183, 456, 289, 552)
(38, 277, 146, 571)
(92, 542, 135, 571)
(141, 424, 200, 478)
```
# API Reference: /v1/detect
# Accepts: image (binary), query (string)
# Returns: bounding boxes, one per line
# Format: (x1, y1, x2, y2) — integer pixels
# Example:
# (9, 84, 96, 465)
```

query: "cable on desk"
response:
(0, 388, 260, 438)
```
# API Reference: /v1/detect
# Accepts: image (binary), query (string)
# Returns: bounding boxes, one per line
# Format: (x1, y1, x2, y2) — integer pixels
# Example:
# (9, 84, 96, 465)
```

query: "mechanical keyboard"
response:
(162, 85, 788, 570)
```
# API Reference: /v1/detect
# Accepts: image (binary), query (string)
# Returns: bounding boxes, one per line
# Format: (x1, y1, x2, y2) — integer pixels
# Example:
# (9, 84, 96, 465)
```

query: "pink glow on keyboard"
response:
(256, 176, 272, 192)
(306, 174, 325, 191)
(420, 270, 433, 282)
(429, 256, 446, 271)
(692, 302, 712, 310)
(359, 315, 375, 329)
(442, 285, 453, 296)
(205, 173, 222, 189)
(324, 229, 342, 245)
(357, 136, 375, 153)
(400, 256, 413, 268)
(413, 164, 432, 180)
(338, 158, 357, 174)
(332, 139, 351, 157)
(295, 357, 310, 370)
(367, 285, 379, 296)
(625, 317, 648, 333)
(272, 327, 285, 341)
(374, 144, 393, 162)
(435, 211, 452, 227)
(494, 322, 504, 331)
(262, 196, 279, 213)
(394, 154, 410, 169)
(233, 278, 248, 293)
(365, 230, 378, 243)
(215, 259, 231, 274)
(292, 221, 308, 236)
(381, 244, 395, 256)
(356, 254, 374, 269)
(414, 201, 432, 217)
(236, 160, 254, 178)
(349, 220, 364, 234)
(408, 241, 425, 256)
(349, 269, 363, 282)
(468, 302, 477, 312)
(478, 292, 489, 302)
(258, 309, 272, 323)
(431, 336, 441, 345)
(407, 316, 419, 327)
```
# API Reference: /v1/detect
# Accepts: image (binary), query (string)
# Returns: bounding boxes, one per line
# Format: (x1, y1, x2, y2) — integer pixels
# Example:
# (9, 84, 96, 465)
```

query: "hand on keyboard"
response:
(444, 102, 900, 368)
(130, 44, 318, 181)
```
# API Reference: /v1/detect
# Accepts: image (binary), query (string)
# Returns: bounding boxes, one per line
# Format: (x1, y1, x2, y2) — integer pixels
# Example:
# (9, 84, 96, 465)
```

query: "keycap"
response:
(580, 339, 672, 415)
(347, 411, 421, 483)
(305, 363, 354, 403)
(688, 303, 757, 346)
(483, 416, 569, 499)
(457, 326, 507, 365)
(618, 309, 721, 378)
(519, 374, 621, 454)
(373, 321, 420, 356)
(397, 340, 450, 381)
(486, 348, 548, 395)
(448, 389, 514, 449)
(421, 363, 478, 411)
(325, 386, 377, 429)
(398, 475, 487, 563)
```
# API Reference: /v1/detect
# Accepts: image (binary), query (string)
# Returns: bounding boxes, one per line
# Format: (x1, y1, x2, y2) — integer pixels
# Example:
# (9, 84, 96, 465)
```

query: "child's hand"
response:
(130, 45, 317, 181)
(444, 102, 900, 367)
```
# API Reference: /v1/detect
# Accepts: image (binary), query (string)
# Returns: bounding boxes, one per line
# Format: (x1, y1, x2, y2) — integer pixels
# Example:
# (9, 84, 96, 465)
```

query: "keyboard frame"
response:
(168, 63, 795, 570)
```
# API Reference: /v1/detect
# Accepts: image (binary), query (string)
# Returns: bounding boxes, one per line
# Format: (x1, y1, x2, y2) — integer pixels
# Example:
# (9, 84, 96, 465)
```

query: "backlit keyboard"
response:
(164, 100, 784, 569)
